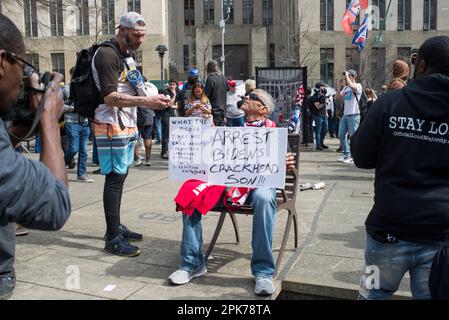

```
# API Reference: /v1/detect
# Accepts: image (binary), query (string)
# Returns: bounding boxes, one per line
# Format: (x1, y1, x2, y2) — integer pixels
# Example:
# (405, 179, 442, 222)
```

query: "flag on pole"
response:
(352, 14, 369, 51)
(341, 0, 361, 35)
(360, 0, 369, 9)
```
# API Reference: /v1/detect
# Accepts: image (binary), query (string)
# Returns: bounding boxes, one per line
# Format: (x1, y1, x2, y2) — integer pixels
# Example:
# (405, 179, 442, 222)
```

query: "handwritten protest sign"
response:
(169, 117, 212, 182)
(205, 127, 288, 189)
(169, 121, 287, 188)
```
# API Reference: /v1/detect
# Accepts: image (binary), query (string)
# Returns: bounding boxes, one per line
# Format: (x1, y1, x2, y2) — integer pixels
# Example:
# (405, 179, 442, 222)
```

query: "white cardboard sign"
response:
(169, 120, 287, 189)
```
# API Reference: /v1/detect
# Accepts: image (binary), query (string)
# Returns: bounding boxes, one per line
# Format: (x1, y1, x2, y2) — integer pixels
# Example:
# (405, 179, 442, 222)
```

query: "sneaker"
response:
(145, 161, 152, 167)
(133, 159, 142, 166)
(104, 235, 141, 257)
(321, 144, 329, 149)
(343, 157, 354, 164)
(337, 155, 350, 162)
(254, 276, 275, 296)
(161, 152, 169, 160)
(168, 266, 207, 285)
(68, 159, 76, 169)
(0, 276, 16, 300)
(77, 175, 93, 183)
(92, 168, 101, 175)
(15, 224, 29, 236)
(104, 224, 143, 242)
(316, 146, 324, 151)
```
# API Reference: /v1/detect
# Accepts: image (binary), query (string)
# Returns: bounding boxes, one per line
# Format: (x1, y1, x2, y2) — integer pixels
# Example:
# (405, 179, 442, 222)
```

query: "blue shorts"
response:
(93, 122, 138, 175)
(138, 125, 153, 140)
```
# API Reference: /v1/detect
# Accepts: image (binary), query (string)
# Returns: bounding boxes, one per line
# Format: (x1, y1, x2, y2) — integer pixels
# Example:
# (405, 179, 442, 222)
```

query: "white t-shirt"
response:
(340, 84, 362, 116)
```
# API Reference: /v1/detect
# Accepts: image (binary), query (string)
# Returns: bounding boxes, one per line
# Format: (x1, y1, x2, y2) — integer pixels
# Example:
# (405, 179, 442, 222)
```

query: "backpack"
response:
(356, 89, 369, 121)
(70, 40, 126, 120)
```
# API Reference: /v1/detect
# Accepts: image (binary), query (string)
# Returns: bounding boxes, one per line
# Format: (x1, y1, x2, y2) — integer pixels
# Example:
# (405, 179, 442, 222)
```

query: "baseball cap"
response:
(228, 80, 236, 87)
(187, 68, 199, 77)
(118, 12, 147, 31)
(347, 69, 357, 77)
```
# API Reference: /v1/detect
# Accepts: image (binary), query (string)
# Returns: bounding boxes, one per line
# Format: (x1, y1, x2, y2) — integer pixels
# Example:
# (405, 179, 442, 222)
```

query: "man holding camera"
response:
(0, 14, 71, 299)
(336, 70, 362, 163)
(311, 83, 329, 150)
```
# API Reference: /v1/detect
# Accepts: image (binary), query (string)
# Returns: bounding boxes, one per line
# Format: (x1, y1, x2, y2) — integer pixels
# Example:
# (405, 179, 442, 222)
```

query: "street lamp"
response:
(155, 44, 168, 90)
(220, 1, 231, 76)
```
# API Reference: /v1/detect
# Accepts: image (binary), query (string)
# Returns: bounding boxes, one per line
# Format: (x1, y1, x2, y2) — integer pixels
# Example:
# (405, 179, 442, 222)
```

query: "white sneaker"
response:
(168, 266, 207, 285)
(343, 157, 354, 164)
(337, 155, 347, 162)
(133, 159, 142, 166)
(145, 161, 152, 167)
(254, 276, 275, 296)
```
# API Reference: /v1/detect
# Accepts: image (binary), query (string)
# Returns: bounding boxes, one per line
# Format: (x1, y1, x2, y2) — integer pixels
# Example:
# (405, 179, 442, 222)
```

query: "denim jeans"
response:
(226, 116, 245, 127)
(0, 224, 15, 278)
(313, 115, 328, 147)
(180, 188, 277, 278)
(338, 114, 360, 157)
(358, 233, 439, 300)
(64, 122, 91, 177)
(154, 113, 162, 143)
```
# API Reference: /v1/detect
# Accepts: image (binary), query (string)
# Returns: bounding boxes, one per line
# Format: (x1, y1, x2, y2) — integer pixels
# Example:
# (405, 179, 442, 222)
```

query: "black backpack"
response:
(70, 40, 125, 119)
(355, 89, 369, 121)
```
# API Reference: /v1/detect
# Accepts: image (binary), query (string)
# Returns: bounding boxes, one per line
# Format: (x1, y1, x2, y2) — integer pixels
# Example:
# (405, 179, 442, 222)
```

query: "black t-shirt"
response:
(310, 92, 327, 117)
(94, 39, 128, 99)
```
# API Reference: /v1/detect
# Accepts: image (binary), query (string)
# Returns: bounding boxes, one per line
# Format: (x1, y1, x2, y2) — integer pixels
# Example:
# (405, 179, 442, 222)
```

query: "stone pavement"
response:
(10, 139, 411, 300)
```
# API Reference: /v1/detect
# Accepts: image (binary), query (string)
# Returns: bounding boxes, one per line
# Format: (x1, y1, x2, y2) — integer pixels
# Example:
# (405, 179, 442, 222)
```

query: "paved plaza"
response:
(10, 139, 411, 300)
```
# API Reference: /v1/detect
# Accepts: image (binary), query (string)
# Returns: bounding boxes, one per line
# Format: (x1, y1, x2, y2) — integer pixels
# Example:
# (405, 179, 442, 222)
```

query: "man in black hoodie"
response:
(351, 36, 449, 300)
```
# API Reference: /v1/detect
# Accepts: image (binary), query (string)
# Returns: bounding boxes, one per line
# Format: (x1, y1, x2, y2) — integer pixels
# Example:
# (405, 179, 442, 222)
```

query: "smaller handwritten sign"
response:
(169, 117, 212, 182)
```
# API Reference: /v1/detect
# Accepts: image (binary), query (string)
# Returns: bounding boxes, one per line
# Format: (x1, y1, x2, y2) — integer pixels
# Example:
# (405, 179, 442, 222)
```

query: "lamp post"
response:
(155, 44, 168, 90)
(220, 1, 231, 76)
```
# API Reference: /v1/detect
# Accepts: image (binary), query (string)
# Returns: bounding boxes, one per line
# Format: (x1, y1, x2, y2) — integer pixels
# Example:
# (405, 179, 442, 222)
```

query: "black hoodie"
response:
(351, 74, 449, 245)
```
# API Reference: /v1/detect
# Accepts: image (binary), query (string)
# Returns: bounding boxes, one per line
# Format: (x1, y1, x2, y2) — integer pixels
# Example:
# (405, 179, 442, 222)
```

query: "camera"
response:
(9, 70, 52, 126)
(343, 71, 348, 76)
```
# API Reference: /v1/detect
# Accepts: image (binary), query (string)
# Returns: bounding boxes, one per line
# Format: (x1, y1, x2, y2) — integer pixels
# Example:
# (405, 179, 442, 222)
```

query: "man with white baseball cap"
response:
(91, 12, 171, 257)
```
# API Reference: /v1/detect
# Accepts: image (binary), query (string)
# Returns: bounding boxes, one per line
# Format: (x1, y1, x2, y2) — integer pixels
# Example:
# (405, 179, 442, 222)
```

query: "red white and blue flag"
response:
(352, 14, 369, 51)
(341, 0, 361, 35)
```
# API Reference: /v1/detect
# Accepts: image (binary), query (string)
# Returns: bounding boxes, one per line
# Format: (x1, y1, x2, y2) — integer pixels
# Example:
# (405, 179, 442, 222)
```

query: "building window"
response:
(223, 0, 234, 24)
(184, 0, 195, 26)
(51, 53, 65, 76)
(262, 0, 273, 26)
(269, 43, 275, 68)
(26, 53, 39, 72)
(102, 0, 115, 35)
(372, 47, 386, 89)
(423, 0, 437, 30)
(346, 0, 360, 29)
(320, 48, 334, 85)
(127, 0, 141, 13)
(320, 0, 334, 31)
(183, 45, 189, 71)
(397, 47, 412, 64)
(397, 0, 411, 30)
(24, 0, 38, 37)
(50, 0, 64, 37)
(372, 0, 386, 30)
(346, 48, 360, 74)
(203, 0, 214, 25)
(76, 0, 89, 36)
(243, 0, 253, 24)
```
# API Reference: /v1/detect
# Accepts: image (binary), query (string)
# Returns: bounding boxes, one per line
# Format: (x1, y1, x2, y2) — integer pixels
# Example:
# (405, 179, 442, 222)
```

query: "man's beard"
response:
(123, 32, 138, 55)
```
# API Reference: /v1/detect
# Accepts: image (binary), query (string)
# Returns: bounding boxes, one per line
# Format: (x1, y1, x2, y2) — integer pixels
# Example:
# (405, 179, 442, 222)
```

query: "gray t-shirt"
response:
(0, 119, 71, 229)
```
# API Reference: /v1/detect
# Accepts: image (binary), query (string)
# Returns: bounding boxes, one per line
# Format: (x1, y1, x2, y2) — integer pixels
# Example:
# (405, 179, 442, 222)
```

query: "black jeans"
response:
(212, 106, 225, 126)
(161, 109, 175, 155)
(104, 171, 128, 240)
(0, 224, 15, 278)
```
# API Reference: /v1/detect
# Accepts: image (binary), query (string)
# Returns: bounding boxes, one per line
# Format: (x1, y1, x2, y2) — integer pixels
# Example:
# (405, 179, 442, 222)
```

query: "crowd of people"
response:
(1, 9, 448, 300)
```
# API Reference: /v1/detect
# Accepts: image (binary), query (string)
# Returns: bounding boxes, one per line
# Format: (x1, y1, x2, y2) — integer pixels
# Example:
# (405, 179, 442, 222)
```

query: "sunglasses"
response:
(246, 93, 266, 106)
(5, 51, 38, 77)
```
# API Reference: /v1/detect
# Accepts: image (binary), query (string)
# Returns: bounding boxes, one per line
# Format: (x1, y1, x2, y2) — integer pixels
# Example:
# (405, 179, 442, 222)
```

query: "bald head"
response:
(414, 36, 449, 79)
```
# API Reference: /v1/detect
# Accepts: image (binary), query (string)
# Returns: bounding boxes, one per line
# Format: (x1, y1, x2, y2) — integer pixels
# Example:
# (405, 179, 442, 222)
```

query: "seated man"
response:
(168, 89, 296, 296)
